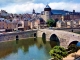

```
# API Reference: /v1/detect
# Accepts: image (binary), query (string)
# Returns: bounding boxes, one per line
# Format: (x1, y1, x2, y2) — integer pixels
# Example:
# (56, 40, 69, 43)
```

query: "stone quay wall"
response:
(0, 30, 37, 42)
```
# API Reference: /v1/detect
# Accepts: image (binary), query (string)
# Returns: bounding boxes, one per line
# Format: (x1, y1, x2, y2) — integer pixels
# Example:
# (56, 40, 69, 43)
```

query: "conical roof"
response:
(45, 4, 51, 8)
(44, 4, 51, 11)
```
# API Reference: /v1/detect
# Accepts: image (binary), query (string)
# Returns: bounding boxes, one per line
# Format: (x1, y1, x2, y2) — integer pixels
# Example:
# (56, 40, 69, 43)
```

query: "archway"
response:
(68, 41, 79, 46)
(50, 34, 59, 42)
(16, 35, 19, 40)
(67, 41, 79, 53)
(34, 33, 37, 38)
(16, 35, 19, 44)
(42, 33, 46, 44)
(50, 34, 60, 48)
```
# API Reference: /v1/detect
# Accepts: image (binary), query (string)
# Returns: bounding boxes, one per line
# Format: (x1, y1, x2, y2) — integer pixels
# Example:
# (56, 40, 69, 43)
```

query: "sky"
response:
(0, 0, 80, 14)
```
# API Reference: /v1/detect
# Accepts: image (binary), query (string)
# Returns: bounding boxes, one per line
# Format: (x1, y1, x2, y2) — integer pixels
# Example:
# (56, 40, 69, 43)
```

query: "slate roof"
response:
(51, 9, 80, 15)
(45, 4, 51, 8)
(51, 10, 68, 15)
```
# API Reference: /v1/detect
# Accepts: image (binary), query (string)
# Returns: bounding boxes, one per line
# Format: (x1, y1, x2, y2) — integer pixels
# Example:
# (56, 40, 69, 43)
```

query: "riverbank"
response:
(63, 49, 80, 60)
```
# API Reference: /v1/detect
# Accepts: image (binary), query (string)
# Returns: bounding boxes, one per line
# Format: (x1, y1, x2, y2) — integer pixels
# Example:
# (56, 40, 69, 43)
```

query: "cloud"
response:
(0, 0, 34, 7)
(0, 2, 80, 14)
(49, 2, 80, 12)
(0, 2, 45, 14)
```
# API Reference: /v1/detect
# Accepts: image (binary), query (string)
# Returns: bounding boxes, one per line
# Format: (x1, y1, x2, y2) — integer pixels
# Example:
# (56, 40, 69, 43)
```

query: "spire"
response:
(45, 4, 51, 8)
(32, 9, 35, 14)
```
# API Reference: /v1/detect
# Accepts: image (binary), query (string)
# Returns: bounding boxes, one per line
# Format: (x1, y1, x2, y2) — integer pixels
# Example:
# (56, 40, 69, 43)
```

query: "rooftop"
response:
(45, 4, 51, 8)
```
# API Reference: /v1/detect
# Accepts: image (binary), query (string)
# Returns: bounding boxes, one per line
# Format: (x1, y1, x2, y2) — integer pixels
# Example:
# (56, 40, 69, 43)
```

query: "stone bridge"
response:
(37, 29, 80, 48)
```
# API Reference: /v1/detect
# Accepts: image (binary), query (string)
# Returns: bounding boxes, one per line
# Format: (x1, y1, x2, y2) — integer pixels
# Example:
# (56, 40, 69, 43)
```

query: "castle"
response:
(33, 4, 80, 28)
(40, 4, 80, 22)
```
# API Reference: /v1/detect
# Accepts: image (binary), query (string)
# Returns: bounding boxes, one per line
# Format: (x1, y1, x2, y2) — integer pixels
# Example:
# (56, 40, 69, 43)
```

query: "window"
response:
(18, 24, 22, 27)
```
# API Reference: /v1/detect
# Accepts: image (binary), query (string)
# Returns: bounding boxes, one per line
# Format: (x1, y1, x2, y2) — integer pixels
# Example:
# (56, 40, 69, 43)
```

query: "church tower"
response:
(44, 4, 51, 22)
(32, 9, 36, 18)
(32, 9, 35, 14)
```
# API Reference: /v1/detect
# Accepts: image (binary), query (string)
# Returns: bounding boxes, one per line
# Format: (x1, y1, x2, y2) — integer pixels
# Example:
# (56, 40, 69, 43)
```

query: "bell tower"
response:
(44, 4, 51, 22)
(32, 9, 35, 14)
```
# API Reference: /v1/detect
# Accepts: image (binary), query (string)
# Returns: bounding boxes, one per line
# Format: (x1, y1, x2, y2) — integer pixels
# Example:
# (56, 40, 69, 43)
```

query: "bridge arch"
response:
(42, 33, 46, 44)
(68, 41, 79, 46)
(50, 34, 60, 42)
(50, 34, 60, 48)
(34, 33, 37, 37)
(42, 33, 46, 39)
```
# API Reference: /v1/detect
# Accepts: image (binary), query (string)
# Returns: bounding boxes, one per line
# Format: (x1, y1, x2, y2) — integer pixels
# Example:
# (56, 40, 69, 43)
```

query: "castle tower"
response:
(44, 4, 51, 22)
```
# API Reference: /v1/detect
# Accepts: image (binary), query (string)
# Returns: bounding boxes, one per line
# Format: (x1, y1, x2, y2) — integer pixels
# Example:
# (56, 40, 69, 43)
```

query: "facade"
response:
(40, 5, 80, 22)
(39, 4, 80, 28)
(0, 18, 16, 32)
(0, 4, 80, 31)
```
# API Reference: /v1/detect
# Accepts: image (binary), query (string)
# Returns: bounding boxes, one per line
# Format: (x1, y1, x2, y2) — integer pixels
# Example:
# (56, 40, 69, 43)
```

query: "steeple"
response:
(32, 9, 35, 14)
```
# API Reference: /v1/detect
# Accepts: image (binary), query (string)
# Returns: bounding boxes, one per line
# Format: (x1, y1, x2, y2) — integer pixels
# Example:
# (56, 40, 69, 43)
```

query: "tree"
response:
(46, 19, 55, 27)
(49, 46, 68, 60)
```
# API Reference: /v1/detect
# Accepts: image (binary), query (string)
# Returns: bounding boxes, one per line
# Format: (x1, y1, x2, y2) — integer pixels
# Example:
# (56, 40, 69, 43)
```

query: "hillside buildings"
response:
(40, 4, 80, 28)
(0, 4, 80, 32)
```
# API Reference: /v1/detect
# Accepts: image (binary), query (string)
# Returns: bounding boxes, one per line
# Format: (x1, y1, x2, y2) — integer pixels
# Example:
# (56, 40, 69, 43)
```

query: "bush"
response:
(49, 46, 68, 60)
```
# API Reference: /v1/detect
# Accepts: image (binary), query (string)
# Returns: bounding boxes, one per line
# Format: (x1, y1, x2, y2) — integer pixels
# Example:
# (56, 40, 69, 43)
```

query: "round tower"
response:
(44, 4, 51, 22)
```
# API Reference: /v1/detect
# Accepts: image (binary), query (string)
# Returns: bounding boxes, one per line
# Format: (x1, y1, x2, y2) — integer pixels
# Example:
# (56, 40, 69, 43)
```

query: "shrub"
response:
(49, 46, 68, 60)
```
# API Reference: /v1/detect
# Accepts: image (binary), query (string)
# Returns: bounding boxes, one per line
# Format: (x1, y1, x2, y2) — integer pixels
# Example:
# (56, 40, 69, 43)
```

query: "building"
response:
(40, 4, 80, 22)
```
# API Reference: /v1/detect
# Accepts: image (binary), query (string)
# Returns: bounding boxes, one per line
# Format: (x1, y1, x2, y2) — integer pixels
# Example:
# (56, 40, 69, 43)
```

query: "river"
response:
(0, 38, 59, 60)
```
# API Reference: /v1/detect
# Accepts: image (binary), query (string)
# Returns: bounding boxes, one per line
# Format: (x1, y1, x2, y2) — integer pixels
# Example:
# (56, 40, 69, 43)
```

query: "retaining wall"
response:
(0, 30, 37, 42)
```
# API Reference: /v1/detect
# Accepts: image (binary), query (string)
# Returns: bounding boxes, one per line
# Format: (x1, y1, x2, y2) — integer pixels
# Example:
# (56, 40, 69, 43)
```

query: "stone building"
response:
(40, 4, 80, 22)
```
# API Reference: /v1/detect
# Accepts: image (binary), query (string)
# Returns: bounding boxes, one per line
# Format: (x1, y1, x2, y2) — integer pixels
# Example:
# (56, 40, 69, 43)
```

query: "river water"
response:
(0, 38, 59, 60)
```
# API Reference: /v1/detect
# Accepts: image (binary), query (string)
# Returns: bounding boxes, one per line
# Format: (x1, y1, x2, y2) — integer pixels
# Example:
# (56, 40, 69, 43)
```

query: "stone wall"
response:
(0, 30, 37, 42)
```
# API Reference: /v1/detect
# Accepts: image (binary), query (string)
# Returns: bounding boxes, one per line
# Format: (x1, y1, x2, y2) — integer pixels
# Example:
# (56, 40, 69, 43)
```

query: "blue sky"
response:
(0, 0, 80, 14)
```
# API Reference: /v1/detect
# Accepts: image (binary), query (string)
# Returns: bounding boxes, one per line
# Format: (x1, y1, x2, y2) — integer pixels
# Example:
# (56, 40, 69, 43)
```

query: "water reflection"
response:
(0, 38, 52, 60)
(33, 38, 37, 42)
(16, 40, 18, 44)
(0, 38, 36, 58)
(50, 41, 59, 48)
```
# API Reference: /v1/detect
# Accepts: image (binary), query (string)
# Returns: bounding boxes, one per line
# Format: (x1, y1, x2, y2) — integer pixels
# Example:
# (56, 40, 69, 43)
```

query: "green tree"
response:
(46, 19, 55, 27)
(49, 46, 68, 60)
